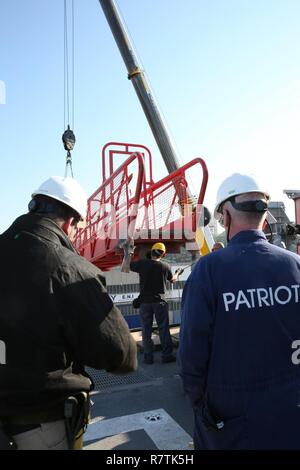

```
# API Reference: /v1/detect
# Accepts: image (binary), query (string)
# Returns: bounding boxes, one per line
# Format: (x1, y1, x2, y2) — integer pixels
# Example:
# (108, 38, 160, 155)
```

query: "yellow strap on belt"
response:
(196, 226, 215, 256)
(73, 429, 84, 450)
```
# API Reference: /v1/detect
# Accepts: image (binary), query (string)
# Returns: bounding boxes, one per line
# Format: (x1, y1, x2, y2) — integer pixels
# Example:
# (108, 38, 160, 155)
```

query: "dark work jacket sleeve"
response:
(54, 257, 137, 374)
(165, 264, 173, 282)
(178, 259, 214, 408)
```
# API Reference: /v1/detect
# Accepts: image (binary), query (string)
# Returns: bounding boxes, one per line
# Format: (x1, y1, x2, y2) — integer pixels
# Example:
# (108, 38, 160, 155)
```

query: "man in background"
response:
(122, 242, 182, 364)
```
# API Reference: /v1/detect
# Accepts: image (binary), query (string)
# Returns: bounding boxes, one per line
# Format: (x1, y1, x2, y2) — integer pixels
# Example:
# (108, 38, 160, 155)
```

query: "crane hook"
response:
(62, 125, 76, 152)
(62, 125, 75, 177)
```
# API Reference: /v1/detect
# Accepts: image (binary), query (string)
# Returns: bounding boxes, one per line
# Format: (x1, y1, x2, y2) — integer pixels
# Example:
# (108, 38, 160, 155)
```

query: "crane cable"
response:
(62, 0, 75, 178)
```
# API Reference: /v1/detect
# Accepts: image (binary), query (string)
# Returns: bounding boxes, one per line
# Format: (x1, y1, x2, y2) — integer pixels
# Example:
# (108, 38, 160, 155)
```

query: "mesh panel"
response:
(86, 367, 151, 390)
(135, 175, 186, 231)
(75, 157, 141, 248)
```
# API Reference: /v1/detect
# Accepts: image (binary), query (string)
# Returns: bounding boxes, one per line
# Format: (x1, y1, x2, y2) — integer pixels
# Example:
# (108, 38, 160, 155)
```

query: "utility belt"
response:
(137, 293, 167, 305)
(0, 392, 90, 450)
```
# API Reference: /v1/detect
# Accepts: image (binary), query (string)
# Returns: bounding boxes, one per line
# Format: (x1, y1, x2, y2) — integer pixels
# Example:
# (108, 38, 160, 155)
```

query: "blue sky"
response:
(1, 0, 299, 233)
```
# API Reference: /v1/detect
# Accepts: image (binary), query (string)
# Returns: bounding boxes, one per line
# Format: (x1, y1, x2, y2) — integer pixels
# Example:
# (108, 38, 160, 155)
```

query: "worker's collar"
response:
(12, 213, 77, 253)
(228, 229, 267, 245)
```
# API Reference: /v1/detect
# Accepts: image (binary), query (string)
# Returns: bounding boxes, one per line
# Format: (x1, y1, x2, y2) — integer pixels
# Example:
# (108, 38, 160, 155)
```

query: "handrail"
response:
(74, 152, 145, 249)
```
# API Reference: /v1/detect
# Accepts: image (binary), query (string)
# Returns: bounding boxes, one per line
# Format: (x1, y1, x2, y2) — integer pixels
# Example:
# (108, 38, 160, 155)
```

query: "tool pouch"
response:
(132, 296, 141, 309)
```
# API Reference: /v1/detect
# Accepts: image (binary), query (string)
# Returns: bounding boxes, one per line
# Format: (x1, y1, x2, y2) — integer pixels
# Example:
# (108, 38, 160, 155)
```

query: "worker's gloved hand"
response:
(175, 268, 184, 276)
(120, 238, 135, 256)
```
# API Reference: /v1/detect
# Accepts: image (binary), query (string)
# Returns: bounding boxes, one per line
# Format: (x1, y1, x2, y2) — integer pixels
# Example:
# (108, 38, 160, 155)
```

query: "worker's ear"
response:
(262, 219, 267, 230)
(61, 217, 74, 237)
(223, 209, 230, 228)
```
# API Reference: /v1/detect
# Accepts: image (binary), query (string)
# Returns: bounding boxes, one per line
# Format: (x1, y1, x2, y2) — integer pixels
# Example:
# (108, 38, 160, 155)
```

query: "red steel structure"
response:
(74, 142, 208, 270)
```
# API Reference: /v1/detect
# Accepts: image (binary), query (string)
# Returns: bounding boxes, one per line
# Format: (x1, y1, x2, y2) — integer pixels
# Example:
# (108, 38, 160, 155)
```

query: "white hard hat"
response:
(32, 176, 87, 219)
(214, 173, 270, 221)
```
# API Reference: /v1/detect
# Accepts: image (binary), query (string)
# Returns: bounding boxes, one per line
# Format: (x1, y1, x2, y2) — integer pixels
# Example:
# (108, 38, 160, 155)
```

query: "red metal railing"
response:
(74, 142, 208, 270)
(102, 142, 154, 185)
(73, 151, 145, 270)
(133, 157, 208, 246)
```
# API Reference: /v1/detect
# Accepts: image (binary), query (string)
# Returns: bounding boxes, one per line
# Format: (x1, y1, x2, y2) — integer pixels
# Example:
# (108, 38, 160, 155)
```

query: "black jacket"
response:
(0, 214, 137, 416)
(130, 259, 173, 303)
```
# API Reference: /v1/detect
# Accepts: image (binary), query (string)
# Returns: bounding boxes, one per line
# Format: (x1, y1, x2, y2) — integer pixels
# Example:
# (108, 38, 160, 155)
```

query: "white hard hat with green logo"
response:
(214, 173, 270, 222)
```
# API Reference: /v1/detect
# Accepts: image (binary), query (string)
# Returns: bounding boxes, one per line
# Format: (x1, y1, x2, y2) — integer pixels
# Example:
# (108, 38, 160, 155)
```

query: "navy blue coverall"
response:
(178, 230, 300, 449)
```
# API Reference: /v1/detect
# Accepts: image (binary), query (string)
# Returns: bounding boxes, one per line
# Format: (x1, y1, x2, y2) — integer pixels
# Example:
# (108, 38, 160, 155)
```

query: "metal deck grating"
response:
(85, 366, 153, 391)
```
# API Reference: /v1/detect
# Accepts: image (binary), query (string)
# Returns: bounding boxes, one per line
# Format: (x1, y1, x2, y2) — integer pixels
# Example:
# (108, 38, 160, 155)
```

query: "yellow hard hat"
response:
(151, 242, 166, 254)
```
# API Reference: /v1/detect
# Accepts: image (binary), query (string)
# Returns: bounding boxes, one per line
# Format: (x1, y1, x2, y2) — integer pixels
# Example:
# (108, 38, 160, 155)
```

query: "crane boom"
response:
(98, 0, 181, 175)
(98, 0, 214, 256)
